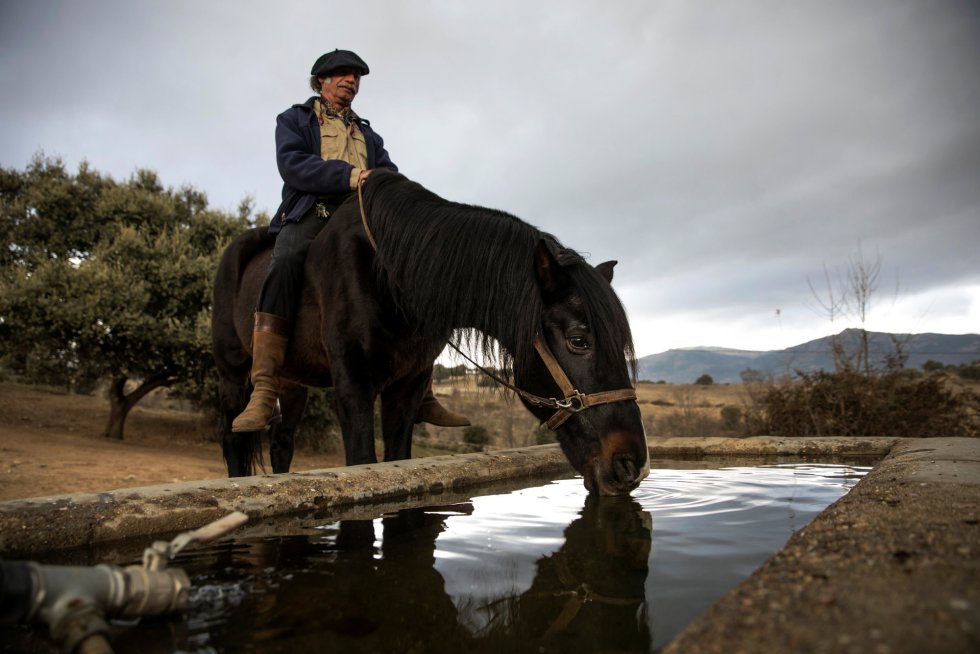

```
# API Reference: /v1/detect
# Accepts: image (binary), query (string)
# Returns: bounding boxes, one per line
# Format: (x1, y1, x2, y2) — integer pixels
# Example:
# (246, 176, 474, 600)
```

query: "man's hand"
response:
(358, 169, 373, 185)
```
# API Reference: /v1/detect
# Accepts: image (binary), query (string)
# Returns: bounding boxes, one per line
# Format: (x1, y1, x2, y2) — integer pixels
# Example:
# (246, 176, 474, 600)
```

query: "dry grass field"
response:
(0, 377, 748, 500)
(427, 373, 978, 444)
(3, 373, 974, 501)
(420, 376, 752, 450)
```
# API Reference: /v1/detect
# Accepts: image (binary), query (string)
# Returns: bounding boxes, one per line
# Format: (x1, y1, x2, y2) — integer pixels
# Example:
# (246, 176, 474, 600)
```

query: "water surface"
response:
(2, 461, 871, 653)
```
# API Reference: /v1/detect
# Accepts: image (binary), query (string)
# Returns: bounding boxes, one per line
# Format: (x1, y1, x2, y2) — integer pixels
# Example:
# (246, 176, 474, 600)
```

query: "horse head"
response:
(515, 237, 649, 496)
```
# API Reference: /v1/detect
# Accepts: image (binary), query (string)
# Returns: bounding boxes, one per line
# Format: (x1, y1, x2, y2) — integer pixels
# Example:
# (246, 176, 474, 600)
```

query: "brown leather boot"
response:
(418, 385, 470, 427)
(232, 313, 289, 433)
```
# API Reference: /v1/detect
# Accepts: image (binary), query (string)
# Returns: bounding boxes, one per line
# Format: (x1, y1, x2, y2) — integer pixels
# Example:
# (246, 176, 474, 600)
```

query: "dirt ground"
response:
(0, 383, 344, 501)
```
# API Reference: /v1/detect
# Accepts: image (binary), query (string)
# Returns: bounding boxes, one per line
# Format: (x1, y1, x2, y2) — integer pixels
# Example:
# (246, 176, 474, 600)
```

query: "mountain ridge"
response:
(637, 329, 980, 384)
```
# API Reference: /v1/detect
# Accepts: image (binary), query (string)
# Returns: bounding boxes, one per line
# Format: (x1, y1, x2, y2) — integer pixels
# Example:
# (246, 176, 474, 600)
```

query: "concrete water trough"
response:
(1, 435, 977, 653)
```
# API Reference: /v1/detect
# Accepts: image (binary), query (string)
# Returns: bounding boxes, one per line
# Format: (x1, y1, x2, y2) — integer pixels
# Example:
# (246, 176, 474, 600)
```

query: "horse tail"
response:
(213, 228, 275, 478)
(212, 227, 274, 322)
(241, 431, 265, 477)
(217, 376, 267, 477)
(220, 430, 265, 477)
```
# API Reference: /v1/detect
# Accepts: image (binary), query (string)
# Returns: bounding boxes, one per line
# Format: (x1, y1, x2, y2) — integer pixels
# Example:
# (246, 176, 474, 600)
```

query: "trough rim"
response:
(0, 436, 901, 556)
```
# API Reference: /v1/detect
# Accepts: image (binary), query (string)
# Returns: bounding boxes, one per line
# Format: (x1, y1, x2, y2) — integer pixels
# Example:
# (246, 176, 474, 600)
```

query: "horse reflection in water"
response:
(167, 497, 652, 653)
(475, 495, 652, 652)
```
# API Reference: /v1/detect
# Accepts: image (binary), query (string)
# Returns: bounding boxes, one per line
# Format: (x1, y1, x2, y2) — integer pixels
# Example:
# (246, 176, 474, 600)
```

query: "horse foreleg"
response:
(332, 370, 380, 465)
(380, 373, 430, 462)
(270, 382, 308, 473)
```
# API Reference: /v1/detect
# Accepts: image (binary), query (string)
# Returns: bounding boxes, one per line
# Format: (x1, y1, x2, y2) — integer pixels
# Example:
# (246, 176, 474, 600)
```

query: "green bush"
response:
(432, 364, 450, 382)
(921, 359, 980, 381)
(534, 423, 556, 445)
(293, 387, 341, 452)
(954, 361, 980, 381)
(720, 405, 743, 432)
(463, 425, 491, 449)
(476, 375, 500, 388)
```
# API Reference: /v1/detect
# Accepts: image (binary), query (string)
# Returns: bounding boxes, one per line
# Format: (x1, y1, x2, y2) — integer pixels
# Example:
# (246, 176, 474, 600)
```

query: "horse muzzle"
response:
(583, 429, 650, 496)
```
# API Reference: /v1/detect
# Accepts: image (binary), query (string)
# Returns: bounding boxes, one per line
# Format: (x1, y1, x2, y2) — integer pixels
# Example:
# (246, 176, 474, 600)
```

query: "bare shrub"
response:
(757, 370, 979, 438)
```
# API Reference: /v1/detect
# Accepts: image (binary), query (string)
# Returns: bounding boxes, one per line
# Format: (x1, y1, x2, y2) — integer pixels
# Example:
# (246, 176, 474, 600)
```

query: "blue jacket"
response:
(270, 96, 397, 234)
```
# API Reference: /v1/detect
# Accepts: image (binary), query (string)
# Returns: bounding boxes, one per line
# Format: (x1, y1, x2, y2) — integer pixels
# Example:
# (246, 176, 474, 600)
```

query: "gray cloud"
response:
(2, 0, 978, 355)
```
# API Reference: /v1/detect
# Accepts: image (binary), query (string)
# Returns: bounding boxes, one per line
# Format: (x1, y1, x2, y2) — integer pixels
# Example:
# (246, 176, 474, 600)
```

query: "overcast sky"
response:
(2, 0, 978, 357)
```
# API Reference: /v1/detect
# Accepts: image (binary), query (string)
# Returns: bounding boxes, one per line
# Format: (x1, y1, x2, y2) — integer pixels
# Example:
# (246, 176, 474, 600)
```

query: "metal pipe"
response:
(0, 511, 246, 653)
(2, 560, 190, 653)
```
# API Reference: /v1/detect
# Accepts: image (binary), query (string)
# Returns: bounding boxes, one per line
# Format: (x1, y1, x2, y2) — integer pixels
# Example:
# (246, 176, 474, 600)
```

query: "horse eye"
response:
(567, 335, 590, 353)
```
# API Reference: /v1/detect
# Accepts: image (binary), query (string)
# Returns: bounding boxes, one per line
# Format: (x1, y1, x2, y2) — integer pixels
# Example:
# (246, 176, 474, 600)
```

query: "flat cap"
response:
(311, 49, 370, 76)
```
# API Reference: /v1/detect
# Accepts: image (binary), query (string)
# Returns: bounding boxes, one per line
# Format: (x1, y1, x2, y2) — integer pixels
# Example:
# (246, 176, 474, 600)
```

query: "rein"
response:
(541, 550, 645, 638)
(357, 176, 378, 251)
(356, 177, 637, 430)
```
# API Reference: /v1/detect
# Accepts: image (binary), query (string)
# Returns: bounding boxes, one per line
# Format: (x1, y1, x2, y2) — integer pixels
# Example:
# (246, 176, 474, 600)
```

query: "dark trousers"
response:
(256, 205, 331, 321)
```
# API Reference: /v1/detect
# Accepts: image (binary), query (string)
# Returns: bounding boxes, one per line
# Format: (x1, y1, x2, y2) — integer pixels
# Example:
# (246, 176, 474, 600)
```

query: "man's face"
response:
(320, 67, 361, 108)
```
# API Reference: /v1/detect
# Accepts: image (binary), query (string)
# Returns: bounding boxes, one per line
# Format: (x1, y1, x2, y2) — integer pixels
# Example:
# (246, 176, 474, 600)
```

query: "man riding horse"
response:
(231, 49, 469, 433)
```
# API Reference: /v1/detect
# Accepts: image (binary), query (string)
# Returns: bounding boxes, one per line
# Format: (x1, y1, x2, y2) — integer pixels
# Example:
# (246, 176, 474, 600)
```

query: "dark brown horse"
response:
(211, 170, 648, 494)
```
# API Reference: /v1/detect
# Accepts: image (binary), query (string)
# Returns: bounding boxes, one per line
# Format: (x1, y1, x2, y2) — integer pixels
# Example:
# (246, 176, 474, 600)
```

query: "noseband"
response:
(357, 179, 638, 431)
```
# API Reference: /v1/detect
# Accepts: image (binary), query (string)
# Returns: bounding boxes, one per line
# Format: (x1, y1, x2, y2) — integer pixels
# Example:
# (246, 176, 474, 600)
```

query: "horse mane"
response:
(361, 170, 635, 380)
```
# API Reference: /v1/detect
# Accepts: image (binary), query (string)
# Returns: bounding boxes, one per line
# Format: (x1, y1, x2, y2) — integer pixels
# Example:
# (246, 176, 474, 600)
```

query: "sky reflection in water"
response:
(433, 461, 869, 650)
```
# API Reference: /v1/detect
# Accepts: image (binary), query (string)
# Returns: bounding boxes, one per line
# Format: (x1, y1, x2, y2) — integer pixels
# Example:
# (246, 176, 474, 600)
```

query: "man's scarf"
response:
(315, 98, 358, 126)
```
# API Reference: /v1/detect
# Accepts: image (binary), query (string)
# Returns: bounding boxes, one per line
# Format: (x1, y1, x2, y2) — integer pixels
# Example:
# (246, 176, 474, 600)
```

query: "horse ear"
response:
(595, 260, 617, 283)
(534, 238, 566, 293)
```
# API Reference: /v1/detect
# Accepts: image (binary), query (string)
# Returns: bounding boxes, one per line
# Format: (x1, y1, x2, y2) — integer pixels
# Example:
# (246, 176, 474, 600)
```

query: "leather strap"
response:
(446, 338, 636, 430)
(357, 176, 378, 251)
(532, 337, 637, 429)
(533, 337, 576, 397)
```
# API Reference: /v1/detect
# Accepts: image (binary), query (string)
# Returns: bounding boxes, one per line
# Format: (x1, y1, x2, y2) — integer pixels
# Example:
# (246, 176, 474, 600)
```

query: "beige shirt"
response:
(314, 99, 369, 190)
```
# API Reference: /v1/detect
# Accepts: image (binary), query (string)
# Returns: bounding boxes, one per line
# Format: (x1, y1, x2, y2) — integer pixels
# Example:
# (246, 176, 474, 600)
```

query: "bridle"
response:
(449, 338, 637, 430)
(357, 178, 638, 431)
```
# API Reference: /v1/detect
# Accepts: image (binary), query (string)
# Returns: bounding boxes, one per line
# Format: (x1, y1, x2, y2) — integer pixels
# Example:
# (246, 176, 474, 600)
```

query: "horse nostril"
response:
(613, 453, 638, 484)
